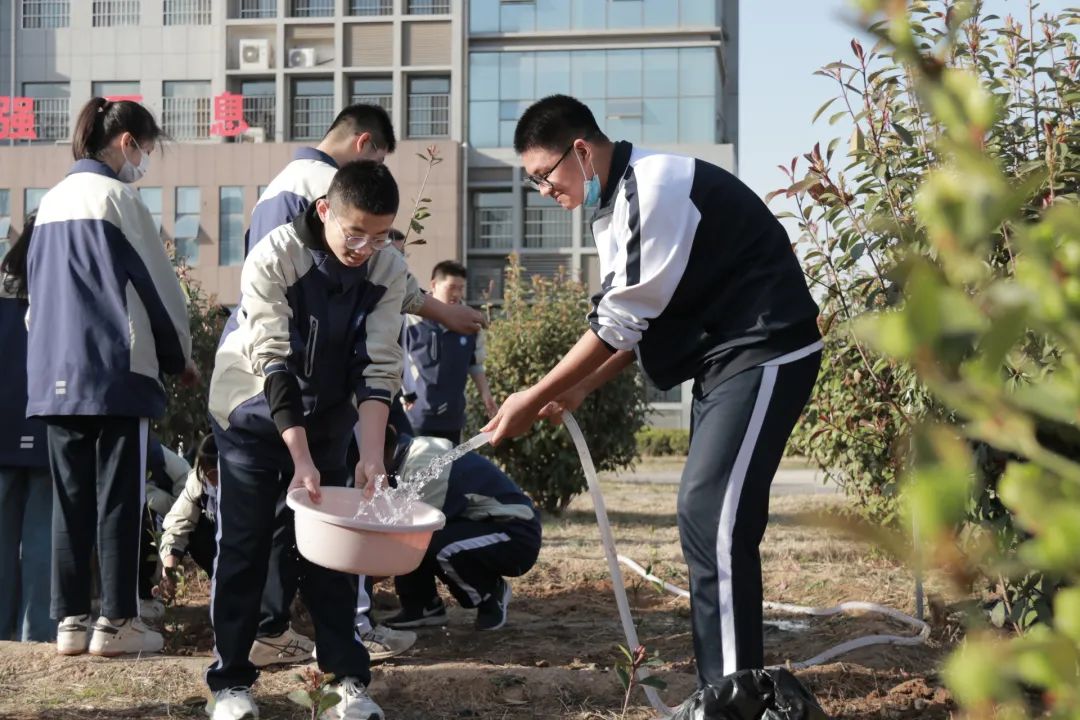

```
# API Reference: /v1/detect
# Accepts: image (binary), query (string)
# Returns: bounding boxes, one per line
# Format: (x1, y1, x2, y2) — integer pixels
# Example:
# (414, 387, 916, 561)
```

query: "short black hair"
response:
(327, 161, 399, 216)
(513, 94, 608, 155)
(432, 260, 467, 281)
(326, 103, 396, 153)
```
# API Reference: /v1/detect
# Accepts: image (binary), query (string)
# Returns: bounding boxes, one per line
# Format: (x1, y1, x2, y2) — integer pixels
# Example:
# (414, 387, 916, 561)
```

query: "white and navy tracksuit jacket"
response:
(402, 316, 487, 435)
(210, 202, 407, 465)
(0, 279, 46, 469)
(26, 159, 193, 419)
(591, 141, 822, 685)
(245, 146, 425, 314)
(391, 434, 541, 609)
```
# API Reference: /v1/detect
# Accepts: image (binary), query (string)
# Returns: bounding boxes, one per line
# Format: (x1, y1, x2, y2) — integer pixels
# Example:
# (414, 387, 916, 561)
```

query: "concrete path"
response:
(607, 461, 838, 496)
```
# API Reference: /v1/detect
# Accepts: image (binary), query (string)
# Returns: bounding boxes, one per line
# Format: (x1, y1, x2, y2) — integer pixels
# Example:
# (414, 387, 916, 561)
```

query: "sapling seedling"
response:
(614, 644, 667, 716)
(288, 668, 341, 720)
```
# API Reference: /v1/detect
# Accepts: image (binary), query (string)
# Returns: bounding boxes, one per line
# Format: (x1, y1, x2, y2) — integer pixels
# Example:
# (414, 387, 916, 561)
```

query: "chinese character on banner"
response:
(104, 95, 144, 103)
(210, 92, 249, 137)
(0, 97, 38, 141)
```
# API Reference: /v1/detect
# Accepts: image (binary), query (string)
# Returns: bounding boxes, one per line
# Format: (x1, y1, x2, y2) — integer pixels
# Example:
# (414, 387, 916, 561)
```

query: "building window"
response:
(238, 0, 275, 18)
(349, 0, 392, 15)
(162, 81, 212, 141)
(407, 76, 450, 138)
(219, 187, 245, 267)
(92, 81, 141, 100)
(524, 191, 571, 249)
(466, 258, 508, 305)
(290, 0, 333, 17)
(0, 190, 11, 261)
(164, 0, 212, 25)
(241, 80, 276, 141)
(469, 191, 513, 251)
(469, 47, 717, 147)
(174, 187, 201, 266)
(350, 77, 393, 117)
(646, 384, 683, 404)
(91, 0, 139, 26)
(23, 83, 69, 142)
(21, 0, 69, 28)
(139, 187, 163, 235)
(291, 78, 334, 141)
(407, 0, 450, 14)
(24, 188, 48, 214)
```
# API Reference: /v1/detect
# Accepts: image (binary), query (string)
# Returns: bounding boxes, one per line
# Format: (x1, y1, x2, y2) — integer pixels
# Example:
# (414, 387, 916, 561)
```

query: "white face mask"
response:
(118, 140, 150, 183)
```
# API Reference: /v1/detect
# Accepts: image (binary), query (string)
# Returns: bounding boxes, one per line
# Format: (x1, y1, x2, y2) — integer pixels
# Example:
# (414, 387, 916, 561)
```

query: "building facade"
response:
(0, 0, 738, 426)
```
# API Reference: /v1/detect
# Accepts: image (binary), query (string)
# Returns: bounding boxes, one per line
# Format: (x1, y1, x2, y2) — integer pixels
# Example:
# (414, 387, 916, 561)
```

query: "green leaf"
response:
(615, 665, 630, 691)
(891, 122, 915, 146)
(317, 693, 342, 715)
(287, 691, 313, 709)
(812, 97, 840, 124)
(638, 675, 668, 690)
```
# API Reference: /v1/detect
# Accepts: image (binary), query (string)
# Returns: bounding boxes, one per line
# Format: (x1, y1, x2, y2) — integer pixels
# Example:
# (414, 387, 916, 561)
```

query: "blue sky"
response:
(737, 0, 1073, 218)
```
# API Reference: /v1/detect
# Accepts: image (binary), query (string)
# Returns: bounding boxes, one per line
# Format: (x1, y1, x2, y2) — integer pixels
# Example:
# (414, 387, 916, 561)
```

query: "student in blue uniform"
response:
(485, 95, 822, 691)
(205, 160, 405, 720)
(0, 214, 54, 643)
(27, 97, 195, 658)
(245, 105, 476, 664)
(402, 261, 498, 445)
(381, 428, 541, 632)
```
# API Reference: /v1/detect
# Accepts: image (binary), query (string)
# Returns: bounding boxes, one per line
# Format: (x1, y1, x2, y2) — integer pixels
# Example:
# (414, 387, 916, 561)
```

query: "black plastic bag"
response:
(670, 668, 830, 720)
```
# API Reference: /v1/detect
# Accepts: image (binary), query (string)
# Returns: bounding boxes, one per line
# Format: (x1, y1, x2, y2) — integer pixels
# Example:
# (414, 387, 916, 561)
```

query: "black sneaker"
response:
(475, 578, 511, 631)
(383, 597, 448, 629)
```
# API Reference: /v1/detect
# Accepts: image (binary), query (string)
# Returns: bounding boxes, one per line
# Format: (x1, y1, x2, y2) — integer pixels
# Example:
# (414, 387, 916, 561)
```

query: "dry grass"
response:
(0, 477, 956, 720)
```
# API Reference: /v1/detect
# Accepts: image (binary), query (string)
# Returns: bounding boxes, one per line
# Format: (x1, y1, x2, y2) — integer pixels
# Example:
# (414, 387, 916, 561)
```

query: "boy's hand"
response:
(483, 395, 499, 419)
(538, 385, 588, 426)
(154, 555, 180, 602)
(180, 361, 200, 387)
(356, 460, 387, 499)
(440, 302, 488, 335)
(482, 391, 544, 446)
(289, 460, 322, 503)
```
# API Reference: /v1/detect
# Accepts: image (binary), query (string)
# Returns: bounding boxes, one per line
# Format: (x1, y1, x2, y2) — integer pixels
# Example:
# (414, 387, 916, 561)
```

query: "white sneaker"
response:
(321, 677, 383, 720)
(56, 614, 91, 656)
(249, 625, 314, 667)
(88, 616, 165, 657)
(140, 598, 166, 622)
(206, 687, 259, 720)
(360, 624, 416, 661)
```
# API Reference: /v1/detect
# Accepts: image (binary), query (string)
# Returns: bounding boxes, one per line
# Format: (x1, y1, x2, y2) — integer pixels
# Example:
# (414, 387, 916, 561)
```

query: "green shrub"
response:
(635, 428, 690, 457)
(838, 1, 1080, 715)
(466, 254, 649, 513)
(154, 258, 228, 453)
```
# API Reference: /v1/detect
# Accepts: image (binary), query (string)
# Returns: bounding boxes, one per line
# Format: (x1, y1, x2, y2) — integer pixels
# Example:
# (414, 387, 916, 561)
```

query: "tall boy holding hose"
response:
(484, 95, 822, 692)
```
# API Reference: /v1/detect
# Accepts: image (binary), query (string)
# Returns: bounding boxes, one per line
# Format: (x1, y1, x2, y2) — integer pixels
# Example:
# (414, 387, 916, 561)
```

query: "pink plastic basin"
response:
(286, 487, 446, 576)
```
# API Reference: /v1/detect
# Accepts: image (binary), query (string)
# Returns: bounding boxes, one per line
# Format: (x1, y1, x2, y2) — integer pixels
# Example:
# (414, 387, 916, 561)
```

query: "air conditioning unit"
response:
(239, 39, 271, 71)
(240, 127, 267, 143)
(288, 47, 317, 69)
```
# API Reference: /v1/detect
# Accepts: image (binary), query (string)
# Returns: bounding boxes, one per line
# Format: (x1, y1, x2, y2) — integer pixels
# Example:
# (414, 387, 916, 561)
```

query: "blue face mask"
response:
(575, 150, 601, 208)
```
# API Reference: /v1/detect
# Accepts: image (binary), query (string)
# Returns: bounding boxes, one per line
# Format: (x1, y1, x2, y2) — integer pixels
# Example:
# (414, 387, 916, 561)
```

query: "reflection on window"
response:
(468, 47, 718, 147)
(219, 186, 245, 266)
(24, 188, 48, 214)
(139, 187, 163, 235)
(174, 187, 201, 266)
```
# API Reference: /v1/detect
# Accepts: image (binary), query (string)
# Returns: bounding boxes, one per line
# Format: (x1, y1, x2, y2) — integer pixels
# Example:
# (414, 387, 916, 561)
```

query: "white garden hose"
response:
(558, 412, 930, 717)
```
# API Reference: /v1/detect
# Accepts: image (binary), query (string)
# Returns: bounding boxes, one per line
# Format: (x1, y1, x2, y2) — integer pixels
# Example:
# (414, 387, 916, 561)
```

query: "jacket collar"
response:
(68, 158, 120, 181)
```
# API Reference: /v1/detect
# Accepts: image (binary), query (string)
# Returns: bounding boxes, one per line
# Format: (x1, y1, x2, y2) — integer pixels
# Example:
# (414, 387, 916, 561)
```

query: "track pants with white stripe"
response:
(207, 457, 369, 692)
(679, 351, 820, 686)
(46, 416, 149, 621)
(395, 519, 541, 610)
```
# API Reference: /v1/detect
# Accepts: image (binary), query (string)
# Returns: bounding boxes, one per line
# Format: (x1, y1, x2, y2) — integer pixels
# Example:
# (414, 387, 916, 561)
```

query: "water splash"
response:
(355, 432, 492, 525)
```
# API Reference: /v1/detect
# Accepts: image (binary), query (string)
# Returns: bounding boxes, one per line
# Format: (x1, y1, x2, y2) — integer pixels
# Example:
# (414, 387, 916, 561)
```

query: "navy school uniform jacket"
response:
(0, 278, 46, 467)
(25, 159, 193, 419)
(245, 146, 425, 314)
(589, 142, 821, 396)
(401, 316, 486, 434)
(209, 202, 407, 467)
(392, 434, 541, 547)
